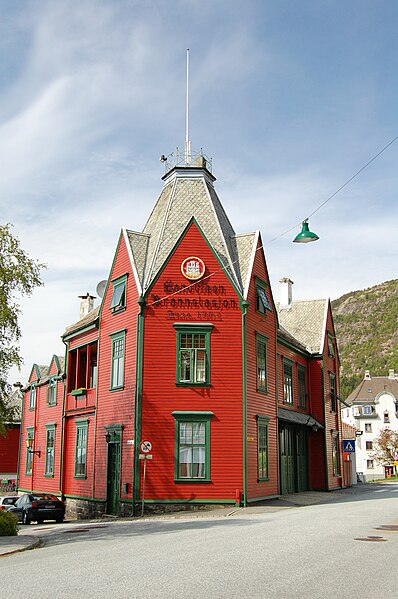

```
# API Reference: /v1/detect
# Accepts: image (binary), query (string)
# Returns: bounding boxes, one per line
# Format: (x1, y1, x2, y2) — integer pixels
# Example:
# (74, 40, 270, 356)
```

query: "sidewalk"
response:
(0, 483, 387, 557)
(0, 535, 42, 557)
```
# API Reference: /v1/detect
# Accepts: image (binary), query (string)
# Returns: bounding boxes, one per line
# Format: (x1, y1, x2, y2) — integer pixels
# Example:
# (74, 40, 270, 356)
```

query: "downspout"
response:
(321, 359, 329, 490)
(241, 300, 250, 507)
(60, 339, 68, 499)
(133, 296, 146, 515)
(16, 388, 25, 491)
(91, 335, 100, 501)
(275, 353, 280, 495)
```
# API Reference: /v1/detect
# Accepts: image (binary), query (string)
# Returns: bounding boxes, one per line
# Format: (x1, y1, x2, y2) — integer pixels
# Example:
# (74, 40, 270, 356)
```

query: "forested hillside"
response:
(332, 279, 398, 399)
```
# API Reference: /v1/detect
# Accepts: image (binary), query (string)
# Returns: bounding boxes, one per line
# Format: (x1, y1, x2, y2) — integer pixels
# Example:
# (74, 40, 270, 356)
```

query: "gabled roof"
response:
(276, 299, 328, 354)
(123, 165, 258, 297)
(63, 305, 100, 338)
(346, 375, 398, 404)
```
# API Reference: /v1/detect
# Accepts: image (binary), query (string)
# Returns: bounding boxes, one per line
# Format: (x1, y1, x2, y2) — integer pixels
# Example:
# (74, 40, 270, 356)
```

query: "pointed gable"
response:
(277, 299, 328, 354)
(48, 355, 65, 377)
(28, 363, 44, 383)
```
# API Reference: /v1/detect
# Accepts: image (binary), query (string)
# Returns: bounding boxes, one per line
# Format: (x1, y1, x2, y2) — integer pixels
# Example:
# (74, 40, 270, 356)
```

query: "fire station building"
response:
(18, 152, 344, 518)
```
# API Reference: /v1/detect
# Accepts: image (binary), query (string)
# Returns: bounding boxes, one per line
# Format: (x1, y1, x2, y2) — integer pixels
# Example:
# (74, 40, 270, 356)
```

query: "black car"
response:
(7, 493, 65, 524)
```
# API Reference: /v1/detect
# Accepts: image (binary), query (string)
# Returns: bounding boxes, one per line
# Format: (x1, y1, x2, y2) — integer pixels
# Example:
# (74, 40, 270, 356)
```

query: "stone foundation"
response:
(66, 497, 106, 520)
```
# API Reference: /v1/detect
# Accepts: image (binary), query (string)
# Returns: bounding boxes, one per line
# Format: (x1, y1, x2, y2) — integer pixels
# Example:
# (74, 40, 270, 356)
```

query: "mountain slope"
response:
(332, 279, 398, 398)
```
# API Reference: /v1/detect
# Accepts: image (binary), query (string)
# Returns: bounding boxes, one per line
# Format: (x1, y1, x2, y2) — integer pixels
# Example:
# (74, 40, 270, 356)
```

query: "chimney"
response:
(364, 370, 371, 380)
(78, 293, 95, 320)
(388, 369, 396, 380)
(279, 278, 294, 308)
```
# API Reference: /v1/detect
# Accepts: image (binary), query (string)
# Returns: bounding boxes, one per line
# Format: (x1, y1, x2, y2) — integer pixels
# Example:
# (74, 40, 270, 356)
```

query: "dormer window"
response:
(109, 275, 127, 313)
(256, 279, 271, 314)
(47, 378, 57, 406)
(327, 333, 335, 358)
(29, 385, 36, 410)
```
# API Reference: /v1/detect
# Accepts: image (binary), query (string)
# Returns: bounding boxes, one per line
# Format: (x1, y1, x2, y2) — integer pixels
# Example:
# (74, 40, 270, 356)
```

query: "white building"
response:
(341, 369, 398, 481)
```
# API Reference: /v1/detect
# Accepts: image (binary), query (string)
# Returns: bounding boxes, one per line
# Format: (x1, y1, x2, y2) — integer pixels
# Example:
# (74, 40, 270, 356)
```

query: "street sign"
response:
(139, 454, 153, 460)
(140, 440, 152, 454)
(343, 440, 355, 453)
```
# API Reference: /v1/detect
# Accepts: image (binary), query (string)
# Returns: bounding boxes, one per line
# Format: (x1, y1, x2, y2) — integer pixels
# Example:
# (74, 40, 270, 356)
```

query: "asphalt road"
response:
(3, 484, 398, 599)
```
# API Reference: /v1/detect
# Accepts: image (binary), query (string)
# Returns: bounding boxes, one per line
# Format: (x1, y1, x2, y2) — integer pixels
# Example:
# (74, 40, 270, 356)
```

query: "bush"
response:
(0, 510, 19, 536)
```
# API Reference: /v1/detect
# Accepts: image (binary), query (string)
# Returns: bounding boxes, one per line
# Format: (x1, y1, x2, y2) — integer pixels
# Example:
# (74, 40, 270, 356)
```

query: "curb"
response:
(0, 537, 44, 558)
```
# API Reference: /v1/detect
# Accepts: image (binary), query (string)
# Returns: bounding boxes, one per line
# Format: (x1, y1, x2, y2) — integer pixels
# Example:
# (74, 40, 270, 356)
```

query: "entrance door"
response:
(296, 427, 308, 492)
(279, 425, 295, 494)
(279, 424, 309, 494)
(106, 441, 121, 515)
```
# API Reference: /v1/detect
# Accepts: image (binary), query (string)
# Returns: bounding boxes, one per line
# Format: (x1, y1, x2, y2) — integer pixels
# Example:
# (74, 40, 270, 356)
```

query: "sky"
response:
(2, 0, 397, 385)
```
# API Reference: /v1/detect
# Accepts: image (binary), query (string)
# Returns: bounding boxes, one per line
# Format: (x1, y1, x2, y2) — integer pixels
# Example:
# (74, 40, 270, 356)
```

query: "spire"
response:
(185, 48, 191, 165)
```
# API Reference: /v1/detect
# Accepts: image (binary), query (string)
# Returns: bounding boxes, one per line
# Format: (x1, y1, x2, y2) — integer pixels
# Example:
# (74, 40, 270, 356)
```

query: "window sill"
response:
(176, 382, 211, 388)
(111, 307, 126, 315)
(74, 475, 87, 480)
(44, 474, 55, 478)
(110, 386, 124, 393)
(258, 477, 270, 483)
(257, 388, 268, 395)
(174, 479, 211, 484)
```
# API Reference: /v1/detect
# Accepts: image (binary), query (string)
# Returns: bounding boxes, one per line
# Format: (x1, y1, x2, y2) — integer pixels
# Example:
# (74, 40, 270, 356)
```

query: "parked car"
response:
(0, 496, 18, 510)
(7, 493, 65, 524)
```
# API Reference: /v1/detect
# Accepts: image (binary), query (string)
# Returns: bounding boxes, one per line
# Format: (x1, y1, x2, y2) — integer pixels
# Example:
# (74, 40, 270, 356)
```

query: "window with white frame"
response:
(283, 360, 293, 404)
(47, 378, 57, 406)
(174, 324, 212, 386)
(45, 425, 55, 476)
(110, 331, 125, 390)
(29, 385, 36, 410)
(172, 412, 213, 481)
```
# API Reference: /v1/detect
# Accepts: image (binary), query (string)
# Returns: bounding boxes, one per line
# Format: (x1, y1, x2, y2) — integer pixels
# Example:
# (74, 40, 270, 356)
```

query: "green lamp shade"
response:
(293, 220, 319, 243)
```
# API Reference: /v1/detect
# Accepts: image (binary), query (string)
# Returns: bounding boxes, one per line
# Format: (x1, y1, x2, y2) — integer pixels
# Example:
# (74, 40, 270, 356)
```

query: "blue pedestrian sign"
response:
(343, 439, 355, 452)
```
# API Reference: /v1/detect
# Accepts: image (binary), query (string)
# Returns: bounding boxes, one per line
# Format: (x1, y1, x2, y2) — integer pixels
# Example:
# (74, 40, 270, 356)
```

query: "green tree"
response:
(371, 428, 398, 474)
(0, 224, 45, 434)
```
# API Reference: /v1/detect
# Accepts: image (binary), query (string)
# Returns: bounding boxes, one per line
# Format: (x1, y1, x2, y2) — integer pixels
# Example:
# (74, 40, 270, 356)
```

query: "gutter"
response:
(133, 296, 146, 515)
(241, 300, 250, 507)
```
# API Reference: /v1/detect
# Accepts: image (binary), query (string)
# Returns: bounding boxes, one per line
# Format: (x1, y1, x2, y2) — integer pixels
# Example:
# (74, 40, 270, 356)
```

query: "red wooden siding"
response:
(0, 425, 20, 477)
(245, 240, 278, 500)
(19, 377, 64, 494)
(94, 233, 138, 502)
(141, 222, 243, 502)
(322, 304, 343, 490)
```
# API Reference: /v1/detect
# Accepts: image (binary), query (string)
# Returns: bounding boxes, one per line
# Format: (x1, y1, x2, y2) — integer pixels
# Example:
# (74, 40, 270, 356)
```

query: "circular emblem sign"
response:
(181, 256, 205, 281)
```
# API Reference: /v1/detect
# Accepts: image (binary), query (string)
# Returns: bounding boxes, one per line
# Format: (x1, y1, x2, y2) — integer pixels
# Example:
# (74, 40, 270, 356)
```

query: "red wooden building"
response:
(18, 153, 344, 517)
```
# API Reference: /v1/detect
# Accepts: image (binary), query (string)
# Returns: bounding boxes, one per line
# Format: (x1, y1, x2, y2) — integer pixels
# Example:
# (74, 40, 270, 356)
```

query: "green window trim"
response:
(173, 324, 213, 387)
(47, 378, 57, 406)
(332, 431, 340, 476)
(29, 385, 36, 410)
(297, 365, 307, 409)
(172, 412, 213, 483)
(25, 427, 34, 476)
(45, 424, 56, 477)
(255, 278, 272, 315)
(327, 333, 335, 358)
(110, 330, 126, 391)
(257, 416, 269, 481)
(283, 359, 293, 404)
(329, 372, 337, 413)
(109, 274, 127, 313)
(256, 334, 268, 393)
(74, 420, 88, 479)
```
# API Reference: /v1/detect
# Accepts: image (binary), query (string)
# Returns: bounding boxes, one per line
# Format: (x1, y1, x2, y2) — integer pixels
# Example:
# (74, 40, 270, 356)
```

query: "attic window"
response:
(256, 281, 271, 314)
(109, 275, 127, 313)
(327, 333, 335, 358)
